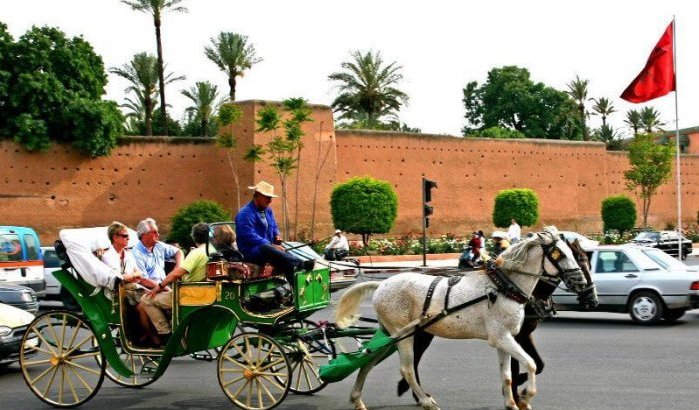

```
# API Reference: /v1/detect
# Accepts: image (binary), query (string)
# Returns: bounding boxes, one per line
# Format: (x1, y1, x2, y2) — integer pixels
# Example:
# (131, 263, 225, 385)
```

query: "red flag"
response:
(620, 21, 675, 103)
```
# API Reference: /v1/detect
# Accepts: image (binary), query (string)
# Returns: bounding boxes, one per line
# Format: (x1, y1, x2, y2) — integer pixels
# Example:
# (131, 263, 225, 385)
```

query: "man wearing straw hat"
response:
(235, 181, 314, 286)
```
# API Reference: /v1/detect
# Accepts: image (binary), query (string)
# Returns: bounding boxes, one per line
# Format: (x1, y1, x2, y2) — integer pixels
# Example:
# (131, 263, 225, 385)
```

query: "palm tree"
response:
(639, 106, 664, 133)
(591, 97, 616, 127)
(566, 75, 590, 141)
(110, 52, 185, 136)
(181, 81, 219, 137)
(624, 109, 642, 135)
(204, 32, 262, 101)
(121, 0, 188, 135)
(328, 50, 409, 129)
(593, 124, 623, 150)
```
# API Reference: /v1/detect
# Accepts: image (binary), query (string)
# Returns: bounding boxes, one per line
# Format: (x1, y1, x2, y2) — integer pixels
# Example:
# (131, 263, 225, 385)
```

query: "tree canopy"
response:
(0, 24, 122, 156)
(330, 176, 398, 246)
(462, 66, 582, 140)
(624, 134, 674, 226)
(492, 188, 539, 228)
(204, 32, 262, 101)
(328, 50, 409, 130)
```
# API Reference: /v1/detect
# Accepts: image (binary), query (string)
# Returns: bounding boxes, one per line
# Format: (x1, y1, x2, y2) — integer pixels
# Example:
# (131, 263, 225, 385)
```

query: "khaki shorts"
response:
(123, 283, 147, 305)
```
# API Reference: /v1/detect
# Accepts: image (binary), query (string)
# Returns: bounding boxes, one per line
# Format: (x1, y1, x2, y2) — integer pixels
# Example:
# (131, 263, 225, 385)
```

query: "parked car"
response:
(0, 284, 39, 314)
(559, 231, 599, 250)
(0, 302, 36, 368)
(631, 230, 692, 260)
(0, 226, 46, 297)
(40, 246, 80, 311)
(284, 242, 357, 292)
(553, 244, 699, 325)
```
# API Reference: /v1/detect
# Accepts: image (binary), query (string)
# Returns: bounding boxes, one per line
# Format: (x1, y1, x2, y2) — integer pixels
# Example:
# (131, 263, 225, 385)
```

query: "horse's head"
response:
(562, 237, 599, 310)
(498, 226, 595, 305)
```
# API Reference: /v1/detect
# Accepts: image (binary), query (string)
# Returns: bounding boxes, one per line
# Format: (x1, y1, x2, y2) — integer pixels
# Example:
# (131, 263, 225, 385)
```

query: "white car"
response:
(0, 302, 36, 367)
(41, 246, 63, 299)
(559, 231, 599, 250)
(553, 244, 699, 325)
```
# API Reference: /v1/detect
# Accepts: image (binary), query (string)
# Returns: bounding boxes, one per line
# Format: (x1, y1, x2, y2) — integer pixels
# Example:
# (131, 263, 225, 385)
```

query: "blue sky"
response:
(4, 0, 697, 136)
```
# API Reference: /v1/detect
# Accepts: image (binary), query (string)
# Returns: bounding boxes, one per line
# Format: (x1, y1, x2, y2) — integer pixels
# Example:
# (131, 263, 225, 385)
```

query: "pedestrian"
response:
(508, 219, 521, 244)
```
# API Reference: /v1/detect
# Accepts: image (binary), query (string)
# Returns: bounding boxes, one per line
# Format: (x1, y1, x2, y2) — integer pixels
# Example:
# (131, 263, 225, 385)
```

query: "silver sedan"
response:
(553, 244, 699, 325)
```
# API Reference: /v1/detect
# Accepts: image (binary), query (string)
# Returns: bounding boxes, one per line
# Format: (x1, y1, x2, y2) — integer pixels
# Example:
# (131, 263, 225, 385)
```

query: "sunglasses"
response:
(148, 231, 160, 237)
(116, 234, 129, 238)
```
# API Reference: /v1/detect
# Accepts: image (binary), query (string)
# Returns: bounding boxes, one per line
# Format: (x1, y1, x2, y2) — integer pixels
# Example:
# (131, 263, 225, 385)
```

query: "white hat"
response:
(335, 229, 342, 234)
(491, 231, 508, 239)
(248, 181, 278, 198)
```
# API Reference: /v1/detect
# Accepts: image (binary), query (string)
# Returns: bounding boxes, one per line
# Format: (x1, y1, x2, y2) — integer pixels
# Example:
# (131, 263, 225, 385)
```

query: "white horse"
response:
(335, 226, 590, 410)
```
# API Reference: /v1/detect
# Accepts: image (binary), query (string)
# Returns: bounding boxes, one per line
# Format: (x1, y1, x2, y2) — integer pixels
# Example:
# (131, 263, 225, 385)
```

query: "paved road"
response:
(3, 257, 697, 409)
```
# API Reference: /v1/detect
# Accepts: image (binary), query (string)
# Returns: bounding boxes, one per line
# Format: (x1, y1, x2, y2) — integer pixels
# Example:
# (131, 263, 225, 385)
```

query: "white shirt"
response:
(324, 234, 349, 251)
(101, 246, 140, 276)
(508, 223, 521, 241)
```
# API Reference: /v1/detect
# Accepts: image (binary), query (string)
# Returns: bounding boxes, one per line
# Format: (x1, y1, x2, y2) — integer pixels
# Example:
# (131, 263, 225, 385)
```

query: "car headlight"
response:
(0, 326, 12, 337)
(21, 292, 34, 302)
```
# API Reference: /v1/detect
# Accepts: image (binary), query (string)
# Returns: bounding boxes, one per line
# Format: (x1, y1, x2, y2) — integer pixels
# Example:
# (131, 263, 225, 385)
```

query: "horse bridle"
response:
(541, 237, 598, 309)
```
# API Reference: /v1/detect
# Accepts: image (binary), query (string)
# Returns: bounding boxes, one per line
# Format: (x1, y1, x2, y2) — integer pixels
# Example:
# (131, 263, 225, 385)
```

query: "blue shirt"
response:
(235, 200, 280, 262)
(131, 241, 180, 281)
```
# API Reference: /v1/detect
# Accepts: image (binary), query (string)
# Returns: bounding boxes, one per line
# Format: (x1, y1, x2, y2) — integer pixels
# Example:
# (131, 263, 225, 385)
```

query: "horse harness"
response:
(415, 247, 572, 335)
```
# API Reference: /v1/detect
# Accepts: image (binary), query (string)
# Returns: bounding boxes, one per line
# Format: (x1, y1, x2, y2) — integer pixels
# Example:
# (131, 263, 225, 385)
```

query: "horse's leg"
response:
(495, 333, 537, 410)
(512, 319, 540, 404)
(350, 353, 383, 410)
(497, 348, 518, 410)
(396, 337, 440, 410)
(398, 329, 435, 401)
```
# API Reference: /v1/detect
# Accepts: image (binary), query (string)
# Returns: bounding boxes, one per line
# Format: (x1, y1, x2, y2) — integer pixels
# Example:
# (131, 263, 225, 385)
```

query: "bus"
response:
(0, 226, 45, 297)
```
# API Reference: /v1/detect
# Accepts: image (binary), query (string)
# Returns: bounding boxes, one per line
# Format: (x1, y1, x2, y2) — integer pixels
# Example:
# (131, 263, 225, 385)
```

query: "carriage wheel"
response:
(218, 332, 291, 410)
(20, 311, 106, 407)
(279, 320, 336, 395)
(94, 327, 159, 388)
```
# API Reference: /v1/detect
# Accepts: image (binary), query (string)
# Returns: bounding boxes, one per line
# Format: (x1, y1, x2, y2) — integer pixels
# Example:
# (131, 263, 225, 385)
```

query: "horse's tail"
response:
(335, 281, 381, 329)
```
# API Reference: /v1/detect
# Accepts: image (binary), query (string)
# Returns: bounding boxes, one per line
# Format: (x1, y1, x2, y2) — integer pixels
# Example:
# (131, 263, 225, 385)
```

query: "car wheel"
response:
(662, 308, 686, 322)
(628, 291, 663, 325)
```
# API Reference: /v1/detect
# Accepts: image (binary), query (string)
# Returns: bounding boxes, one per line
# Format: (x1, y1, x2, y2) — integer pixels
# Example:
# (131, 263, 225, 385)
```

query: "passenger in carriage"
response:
(132, 218, 184, 282)
(211, 224, 242, 261)
(235, 181, 315, 287)
(102, 222, 159, 346)
(141, 223, 214, 344)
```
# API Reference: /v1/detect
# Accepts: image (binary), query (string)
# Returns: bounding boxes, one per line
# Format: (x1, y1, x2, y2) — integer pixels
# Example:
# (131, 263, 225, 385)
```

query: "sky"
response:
(3, 0, 698, 137)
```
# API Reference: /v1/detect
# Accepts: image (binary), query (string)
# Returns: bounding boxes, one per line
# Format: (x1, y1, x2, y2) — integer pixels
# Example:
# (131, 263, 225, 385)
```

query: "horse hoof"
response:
(517, 402, 532, 410)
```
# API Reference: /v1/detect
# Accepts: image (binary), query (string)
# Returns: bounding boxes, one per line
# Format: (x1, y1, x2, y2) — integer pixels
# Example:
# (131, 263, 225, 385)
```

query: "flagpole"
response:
(672, 16, 682, 258)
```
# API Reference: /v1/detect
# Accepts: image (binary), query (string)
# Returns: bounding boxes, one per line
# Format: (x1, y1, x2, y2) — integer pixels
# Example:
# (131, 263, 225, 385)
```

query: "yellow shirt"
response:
(181, 244, 216, 283)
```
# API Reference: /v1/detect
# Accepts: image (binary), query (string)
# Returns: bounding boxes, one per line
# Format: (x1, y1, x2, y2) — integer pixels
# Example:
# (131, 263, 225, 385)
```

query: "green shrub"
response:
(601, 195, 636, 235)
(330, 177, 398, 246)
(169, 200, 230, 249)
(492, 188, 539, 228)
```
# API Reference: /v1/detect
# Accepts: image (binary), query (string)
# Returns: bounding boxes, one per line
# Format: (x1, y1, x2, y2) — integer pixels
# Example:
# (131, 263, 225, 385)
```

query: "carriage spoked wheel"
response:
(94, 326, 160, 388)
(278, 320, 336, 395)
(217, 332, 291, 410)
(19, 310, 106, 407)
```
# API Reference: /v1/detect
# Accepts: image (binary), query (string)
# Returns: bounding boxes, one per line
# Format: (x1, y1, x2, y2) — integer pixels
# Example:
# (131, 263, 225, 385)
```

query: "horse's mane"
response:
(499, 226, 559, 272)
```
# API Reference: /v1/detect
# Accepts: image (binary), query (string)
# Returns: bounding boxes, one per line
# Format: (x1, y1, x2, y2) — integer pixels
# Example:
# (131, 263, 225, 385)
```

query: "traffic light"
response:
(422, 178, 437, 228)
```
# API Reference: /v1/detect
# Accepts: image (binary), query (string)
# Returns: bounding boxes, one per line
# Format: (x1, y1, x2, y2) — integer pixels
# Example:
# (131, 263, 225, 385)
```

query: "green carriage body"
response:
(53, 265, 331, 379)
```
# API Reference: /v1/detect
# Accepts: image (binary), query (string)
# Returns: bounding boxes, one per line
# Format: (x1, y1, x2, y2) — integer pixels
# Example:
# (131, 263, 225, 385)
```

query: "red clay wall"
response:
(1, 101, 698, 243)
(334, 130, 699, 234)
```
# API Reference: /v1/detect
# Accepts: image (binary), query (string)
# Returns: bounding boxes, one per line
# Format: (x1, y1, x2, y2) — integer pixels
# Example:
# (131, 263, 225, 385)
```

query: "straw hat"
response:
(335, 229, 342, 234)
(248, 181, 278, 198)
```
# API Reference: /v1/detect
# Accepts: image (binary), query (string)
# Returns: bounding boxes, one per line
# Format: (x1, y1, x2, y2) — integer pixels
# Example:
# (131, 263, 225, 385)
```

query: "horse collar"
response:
(486, 264, 528, 304)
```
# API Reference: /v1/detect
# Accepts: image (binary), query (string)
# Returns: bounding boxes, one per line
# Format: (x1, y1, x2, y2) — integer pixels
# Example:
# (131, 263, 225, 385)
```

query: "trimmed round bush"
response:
(601, 195, 636, 235)
(330, 177, 398, 246)
(492, 188, 539, 228)
(169, 200, 231, 249)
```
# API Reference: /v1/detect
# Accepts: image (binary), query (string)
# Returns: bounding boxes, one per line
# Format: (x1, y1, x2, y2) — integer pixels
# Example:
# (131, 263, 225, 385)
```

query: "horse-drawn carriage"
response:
(18, 224, 596, 410)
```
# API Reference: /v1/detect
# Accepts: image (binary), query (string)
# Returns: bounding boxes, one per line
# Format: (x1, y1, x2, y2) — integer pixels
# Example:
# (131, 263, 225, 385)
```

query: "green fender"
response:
(150, 305, 239, 379)
(53, 269, 135, 378)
